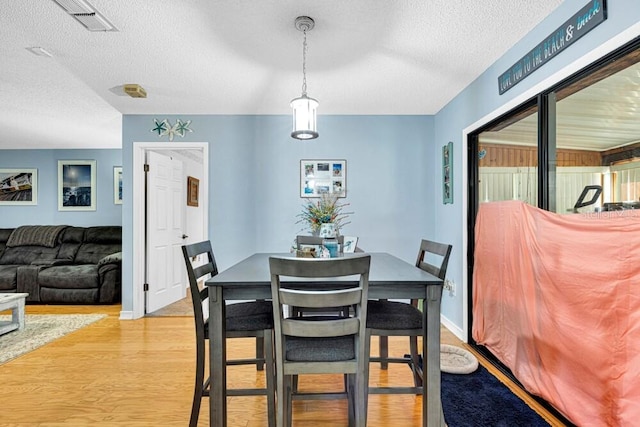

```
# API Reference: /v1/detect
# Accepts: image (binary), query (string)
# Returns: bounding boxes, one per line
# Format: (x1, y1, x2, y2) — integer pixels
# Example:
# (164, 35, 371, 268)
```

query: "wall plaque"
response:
(498, 0, 607, 95)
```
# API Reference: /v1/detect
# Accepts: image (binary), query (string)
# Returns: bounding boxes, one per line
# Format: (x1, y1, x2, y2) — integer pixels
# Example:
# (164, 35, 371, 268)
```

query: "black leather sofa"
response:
(0, 225, 121, 304)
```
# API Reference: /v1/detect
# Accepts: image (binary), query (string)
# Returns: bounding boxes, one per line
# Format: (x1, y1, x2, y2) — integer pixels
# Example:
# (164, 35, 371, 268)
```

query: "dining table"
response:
(205, 252, 445, 427)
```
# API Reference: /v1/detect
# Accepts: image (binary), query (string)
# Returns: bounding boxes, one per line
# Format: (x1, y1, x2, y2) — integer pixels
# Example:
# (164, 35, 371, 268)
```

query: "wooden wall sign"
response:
(498, 0, 607, 95)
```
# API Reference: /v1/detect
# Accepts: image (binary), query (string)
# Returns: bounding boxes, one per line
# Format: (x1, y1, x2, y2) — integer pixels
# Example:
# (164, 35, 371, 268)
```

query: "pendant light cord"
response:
(301, 29, 308, 96)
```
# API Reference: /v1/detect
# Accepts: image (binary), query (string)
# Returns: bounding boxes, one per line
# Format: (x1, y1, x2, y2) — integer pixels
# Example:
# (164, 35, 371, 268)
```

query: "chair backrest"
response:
(296, 235, 346, 253)
(415, 239, 452, 280)
(181, 241, 219, 335)
(269, 255, 371, 369)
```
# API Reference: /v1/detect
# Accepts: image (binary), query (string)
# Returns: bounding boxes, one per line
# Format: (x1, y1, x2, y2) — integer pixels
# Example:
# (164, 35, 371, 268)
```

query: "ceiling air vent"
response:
(52, 0, 118, 32)
(123, 84, 147, 98)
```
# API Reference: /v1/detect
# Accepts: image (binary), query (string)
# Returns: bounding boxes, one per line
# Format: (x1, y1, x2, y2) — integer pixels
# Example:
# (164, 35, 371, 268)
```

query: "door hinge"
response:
(144, 163, 150, 172)
(143, 283, 149, 292)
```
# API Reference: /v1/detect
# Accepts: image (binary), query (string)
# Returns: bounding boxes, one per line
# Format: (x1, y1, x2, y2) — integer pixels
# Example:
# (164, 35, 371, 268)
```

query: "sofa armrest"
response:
(98, 251, 122, 267)
(31, 259, 73, 266)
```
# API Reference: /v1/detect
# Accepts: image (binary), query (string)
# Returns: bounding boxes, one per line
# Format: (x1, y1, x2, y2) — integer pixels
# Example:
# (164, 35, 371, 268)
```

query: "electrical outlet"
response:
(444, 279, 456, 297)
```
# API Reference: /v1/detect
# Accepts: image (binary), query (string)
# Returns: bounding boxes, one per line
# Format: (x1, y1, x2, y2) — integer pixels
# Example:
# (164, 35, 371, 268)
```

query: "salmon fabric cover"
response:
(473, 201, 640, 426)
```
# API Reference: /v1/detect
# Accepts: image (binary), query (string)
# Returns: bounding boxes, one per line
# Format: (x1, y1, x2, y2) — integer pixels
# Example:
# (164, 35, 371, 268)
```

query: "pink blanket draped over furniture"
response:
(473, 200, 640, 426)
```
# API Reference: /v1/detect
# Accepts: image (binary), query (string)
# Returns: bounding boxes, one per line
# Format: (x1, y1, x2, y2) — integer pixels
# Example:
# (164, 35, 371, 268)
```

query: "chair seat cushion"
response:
(286, 336, 355, 361)
(225, 300, 274, 331)
(366, 300, 423, 330)
(284, 315, 355, 361)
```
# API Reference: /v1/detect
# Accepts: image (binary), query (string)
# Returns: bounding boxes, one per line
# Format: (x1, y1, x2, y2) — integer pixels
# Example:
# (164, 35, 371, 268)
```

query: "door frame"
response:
(461, 26, 640, 343)
(132, 142, 209, 319)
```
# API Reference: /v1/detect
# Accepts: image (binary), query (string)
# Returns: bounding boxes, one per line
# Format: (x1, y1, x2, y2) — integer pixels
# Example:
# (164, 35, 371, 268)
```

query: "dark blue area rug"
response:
(441, 365, 549, 427)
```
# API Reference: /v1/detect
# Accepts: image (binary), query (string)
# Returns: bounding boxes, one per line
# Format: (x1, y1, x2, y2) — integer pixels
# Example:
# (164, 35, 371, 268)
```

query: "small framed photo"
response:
(0, 169, 37, 205)
(443, 142, 453, 204)
(300, 159, 346, 198)
(187, 176, 199, 207)
(114, 166, 123, 205)
(342, 236, 359, 253)
(58, 160, 96, 211)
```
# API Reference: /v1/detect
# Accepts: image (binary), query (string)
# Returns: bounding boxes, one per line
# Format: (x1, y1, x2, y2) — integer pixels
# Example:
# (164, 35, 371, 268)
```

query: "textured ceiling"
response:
(0, 0, 565, 149)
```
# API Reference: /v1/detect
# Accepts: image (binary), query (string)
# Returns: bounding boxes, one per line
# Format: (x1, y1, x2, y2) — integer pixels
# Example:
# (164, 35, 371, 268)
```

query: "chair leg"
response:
(276, 370, 285, 427)
(362, 329, 372, 427)
(256, 336, 265, 371)
(379, 336, 389, 369)
(346, 373, 355, 427)
(285, 375, 293, 427)
(190, 339, 206, 427)
(409, 336, 423, 390)
(265, 331, 276, 427)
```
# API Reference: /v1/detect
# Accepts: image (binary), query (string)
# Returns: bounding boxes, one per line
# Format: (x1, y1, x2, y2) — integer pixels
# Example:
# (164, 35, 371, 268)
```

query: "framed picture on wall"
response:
(58, 160, 96, 211)
(0, 168, 37, 205)
(442, 142, 453, 204)
(187, 176, 199, 207)
(300, 159, 346, 198)
(114, 166, 123, 204)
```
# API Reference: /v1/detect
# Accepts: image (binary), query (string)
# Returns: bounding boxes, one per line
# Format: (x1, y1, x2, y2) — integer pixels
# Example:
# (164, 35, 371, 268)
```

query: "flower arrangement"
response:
(296, 193, 353, 235)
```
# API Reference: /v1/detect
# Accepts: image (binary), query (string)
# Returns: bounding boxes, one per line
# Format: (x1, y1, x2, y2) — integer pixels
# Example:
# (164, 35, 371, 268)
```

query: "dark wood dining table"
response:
(205, 252, 445, 427)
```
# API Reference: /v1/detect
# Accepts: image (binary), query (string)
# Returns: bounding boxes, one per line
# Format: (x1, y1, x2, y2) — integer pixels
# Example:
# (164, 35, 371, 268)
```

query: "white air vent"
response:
(52, 0, 118, 32)
(123, 84, 147, 98)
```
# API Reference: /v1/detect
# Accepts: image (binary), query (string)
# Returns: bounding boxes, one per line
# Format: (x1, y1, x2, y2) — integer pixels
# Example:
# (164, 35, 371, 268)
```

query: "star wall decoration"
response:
(151, 119, 169, 136)
(150, 118, 193, 141)
(174, 119, 193, 138)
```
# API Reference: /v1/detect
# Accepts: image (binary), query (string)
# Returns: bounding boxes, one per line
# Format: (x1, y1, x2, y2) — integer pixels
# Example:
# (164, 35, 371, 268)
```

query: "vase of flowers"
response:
(296, 193, 353, 236)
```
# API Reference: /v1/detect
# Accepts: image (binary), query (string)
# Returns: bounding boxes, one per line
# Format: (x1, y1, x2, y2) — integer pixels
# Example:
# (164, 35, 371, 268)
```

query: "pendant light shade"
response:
(291, 16, 319, 140)
(291, 94, 318, 139)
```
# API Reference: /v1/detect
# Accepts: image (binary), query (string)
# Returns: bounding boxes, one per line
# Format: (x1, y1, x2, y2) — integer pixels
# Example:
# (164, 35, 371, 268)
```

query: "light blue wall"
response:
(433, 0, 640, 331)
(121, 115, 434, 313)
(5, 0, 636, 334)
(0, 149, 122, 227)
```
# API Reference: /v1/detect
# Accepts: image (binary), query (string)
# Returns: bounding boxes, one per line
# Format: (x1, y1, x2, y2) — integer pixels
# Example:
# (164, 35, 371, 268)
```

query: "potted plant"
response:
(296, 193, 353, 236)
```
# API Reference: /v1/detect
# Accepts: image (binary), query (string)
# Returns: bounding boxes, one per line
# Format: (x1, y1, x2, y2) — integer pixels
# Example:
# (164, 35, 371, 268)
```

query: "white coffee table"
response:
(0, 293, 29, 336)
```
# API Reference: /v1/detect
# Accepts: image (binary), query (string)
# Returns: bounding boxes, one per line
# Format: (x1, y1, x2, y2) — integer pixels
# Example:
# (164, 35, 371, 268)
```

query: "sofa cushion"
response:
(57, 227, 85, 261)
(75, 243, 122, 265)
(0, 245, 59, 265)
(85, 226, 122, 244)
(37, 265, 99, 289)
(6, 225, 68, 248)
(74, 226, 122, 264)
(0, 265, 18, 290)
(60, 227, 86, 243)
(0, 228, 13, 258)
(39, 287, 98, 304)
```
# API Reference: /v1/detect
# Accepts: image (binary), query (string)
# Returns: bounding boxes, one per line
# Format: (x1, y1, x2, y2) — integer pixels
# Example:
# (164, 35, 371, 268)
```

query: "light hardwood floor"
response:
(1, 304, 567, 426)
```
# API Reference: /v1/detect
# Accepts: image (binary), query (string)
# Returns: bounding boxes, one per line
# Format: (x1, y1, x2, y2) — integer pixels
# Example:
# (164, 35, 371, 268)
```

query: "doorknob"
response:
(182, 234, 189, 239)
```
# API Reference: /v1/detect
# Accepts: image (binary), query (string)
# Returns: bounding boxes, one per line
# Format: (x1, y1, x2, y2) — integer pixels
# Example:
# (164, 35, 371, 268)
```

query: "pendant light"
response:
(291, 16, 319, 140)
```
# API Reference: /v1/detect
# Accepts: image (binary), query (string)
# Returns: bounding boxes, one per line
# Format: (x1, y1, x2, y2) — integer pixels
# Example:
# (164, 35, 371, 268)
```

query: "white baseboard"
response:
(119, 310, 134, 320)
(441, 313, 465, 342)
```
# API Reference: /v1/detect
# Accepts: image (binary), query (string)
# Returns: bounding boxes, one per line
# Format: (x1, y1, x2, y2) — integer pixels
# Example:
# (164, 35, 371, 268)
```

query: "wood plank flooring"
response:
(0, 304, 567, 426)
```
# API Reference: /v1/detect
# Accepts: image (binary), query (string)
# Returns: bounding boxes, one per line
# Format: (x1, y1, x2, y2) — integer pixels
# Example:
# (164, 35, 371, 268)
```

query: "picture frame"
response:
(0, 168, 37, 205)
(443, 142, 453, 204)
(114, 166, 123, 205)
(58, 160, 96, 211)
(342, 236, 359, 253)
(300, 159, 346, 198)
(187, 176, 199, 207)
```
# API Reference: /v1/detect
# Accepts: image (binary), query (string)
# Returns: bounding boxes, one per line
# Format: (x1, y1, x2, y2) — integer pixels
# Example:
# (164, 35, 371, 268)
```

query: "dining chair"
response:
(292, 235, 349, 317)
(366, 239, 452, 395)
(269, 254, 371, 427)
(182, 241, 275, 427)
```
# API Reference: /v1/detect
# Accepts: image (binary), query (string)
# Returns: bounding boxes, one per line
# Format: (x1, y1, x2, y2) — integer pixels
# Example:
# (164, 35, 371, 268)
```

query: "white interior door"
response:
(146, 151, 187, 313)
